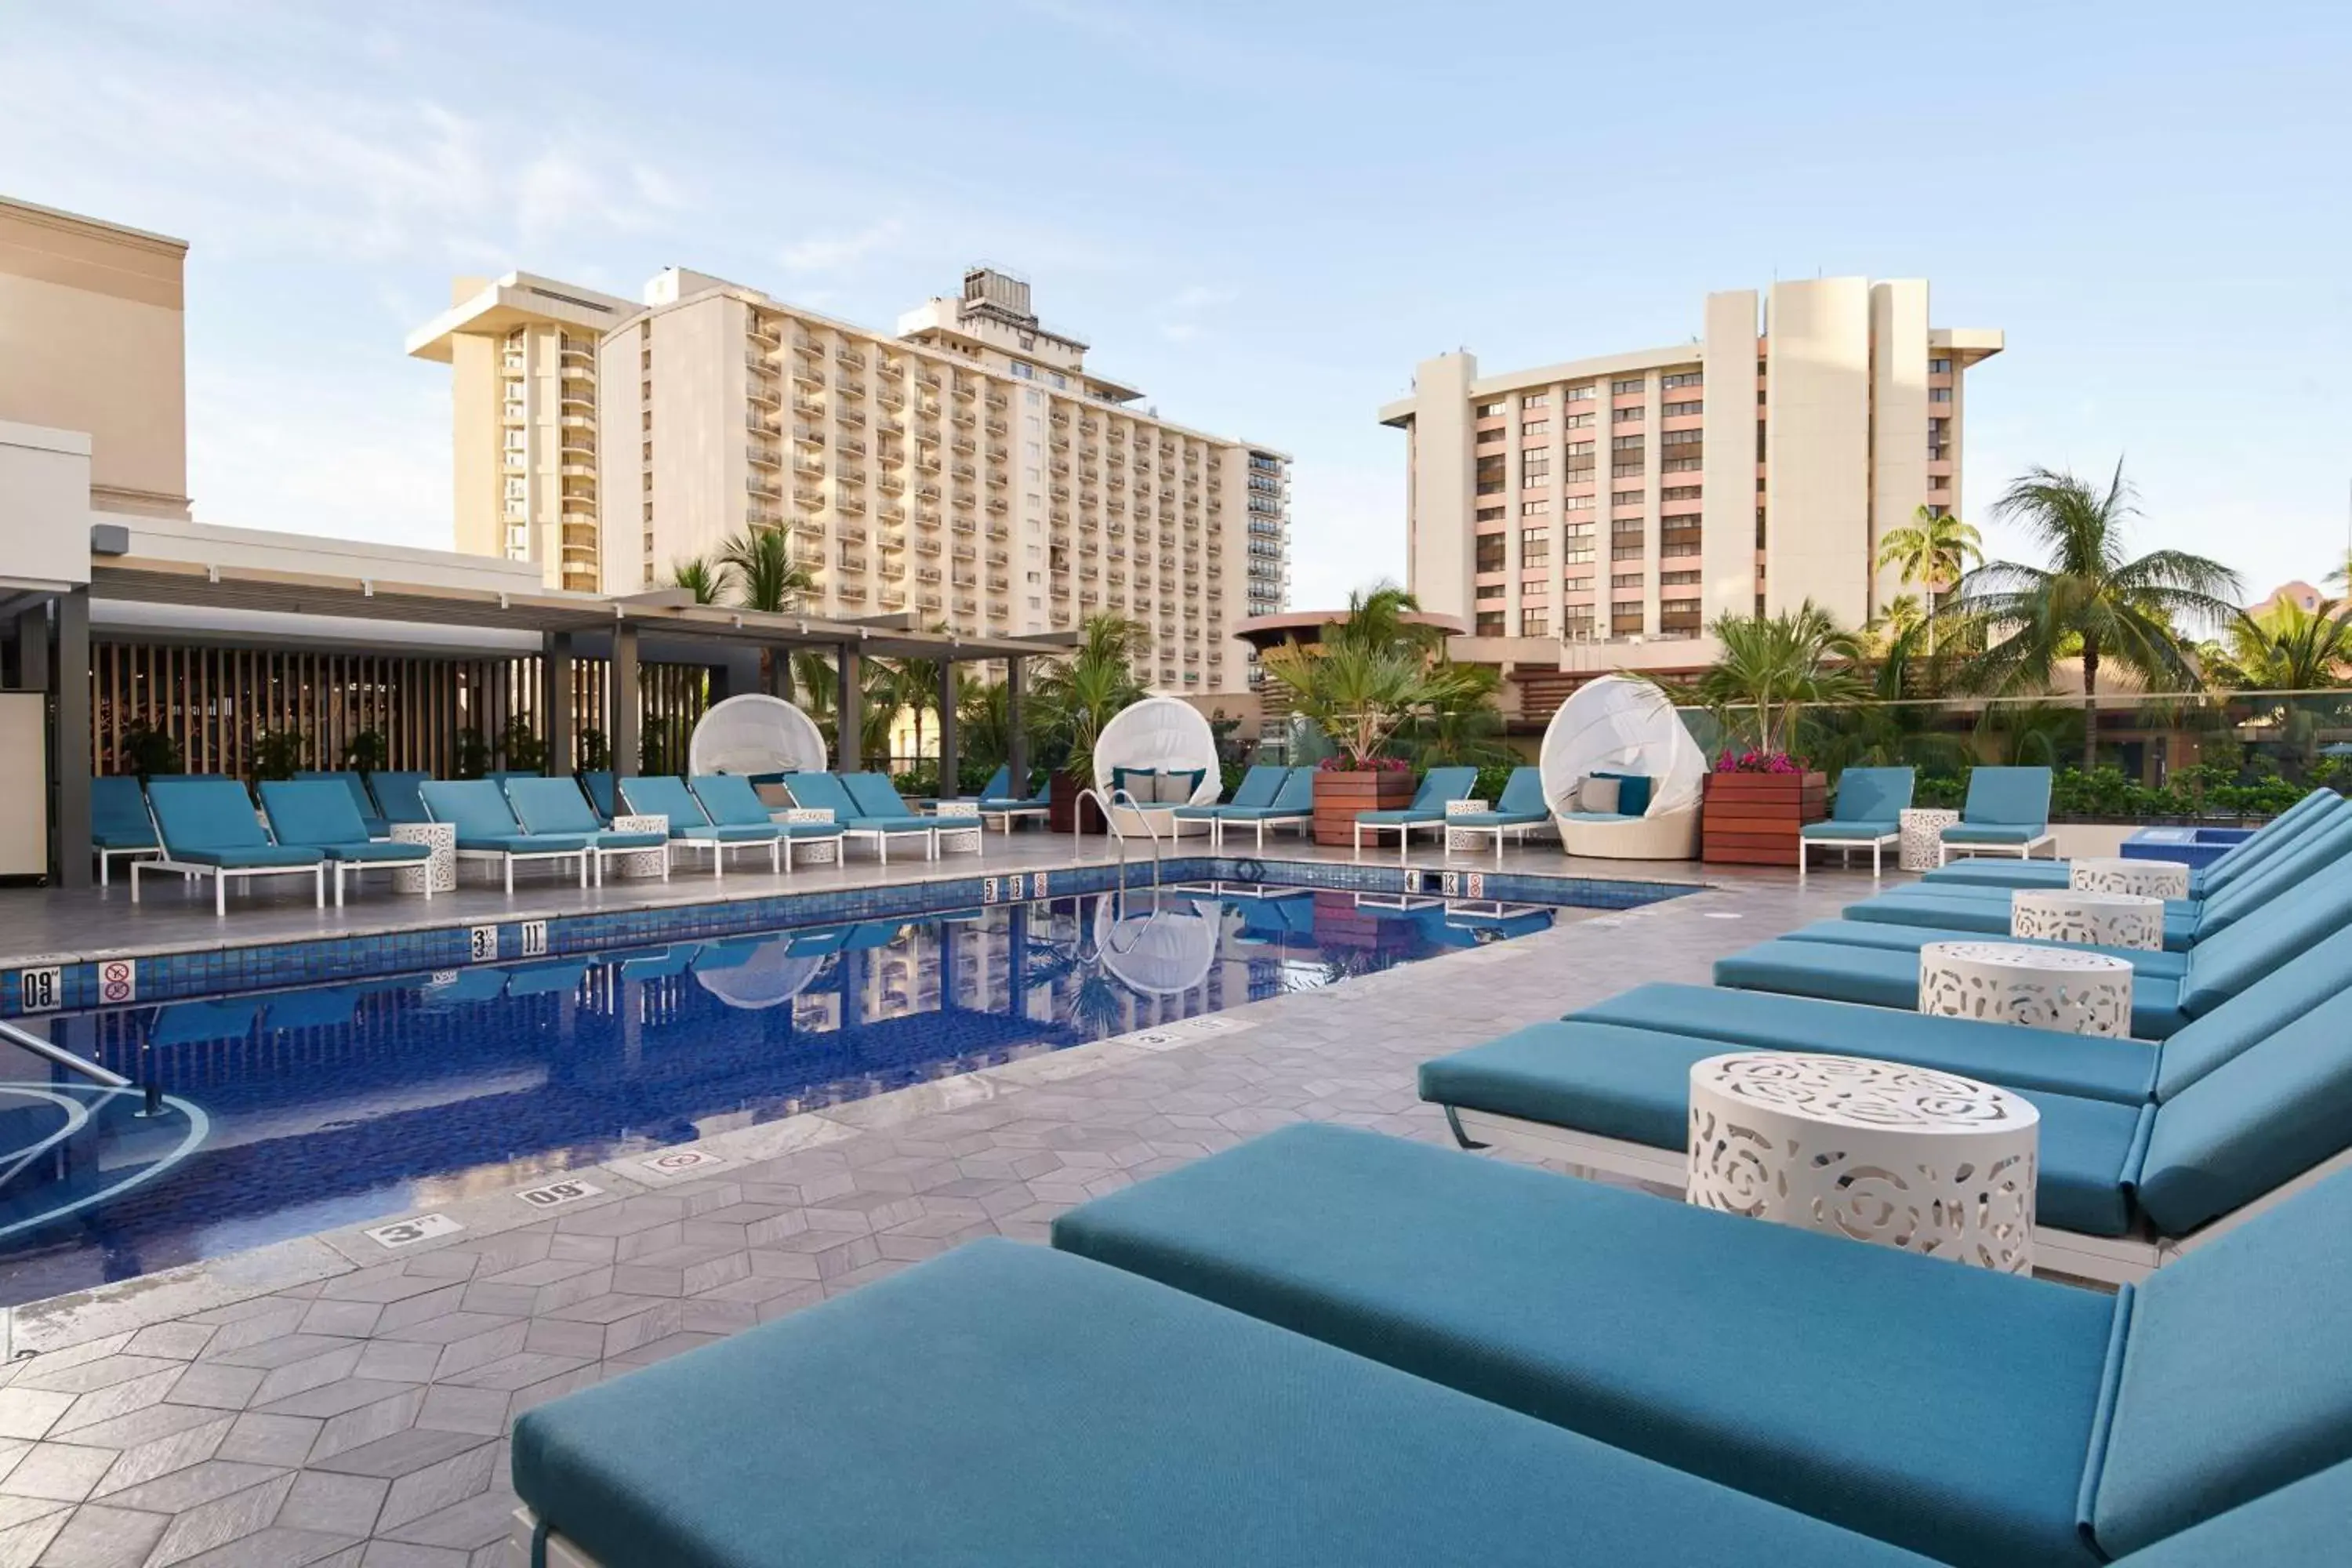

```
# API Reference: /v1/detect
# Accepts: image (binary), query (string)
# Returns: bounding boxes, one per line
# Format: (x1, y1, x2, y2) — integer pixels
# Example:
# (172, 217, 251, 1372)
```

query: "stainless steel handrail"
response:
(0, 1018, 132, 1089)
(1074, 785, 1166, 919)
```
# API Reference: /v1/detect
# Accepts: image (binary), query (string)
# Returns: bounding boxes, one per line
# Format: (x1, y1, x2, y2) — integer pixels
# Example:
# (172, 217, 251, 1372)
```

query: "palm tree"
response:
(719, 527, 815, 698)
(2209, 597, 2352, 691)
(1260, 581, 1483, 767)
(1875, 506, 1983, 655)
(668, 556, 724, 604)
(1675, 601, 1869, 757)
(1951, 462, 2244, 771)
(1029, 615, 1146, 784)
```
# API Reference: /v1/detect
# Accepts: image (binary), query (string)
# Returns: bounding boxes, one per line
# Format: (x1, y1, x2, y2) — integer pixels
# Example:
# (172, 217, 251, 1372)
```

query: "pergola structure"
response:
(14, 556, 1060, 887)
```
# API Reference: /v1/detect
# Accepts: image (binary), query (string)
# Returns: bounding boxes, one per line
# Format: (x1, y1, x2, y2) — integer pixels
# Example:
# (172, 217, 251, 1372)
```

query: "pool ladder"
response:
(1074, 785, 1165, 929)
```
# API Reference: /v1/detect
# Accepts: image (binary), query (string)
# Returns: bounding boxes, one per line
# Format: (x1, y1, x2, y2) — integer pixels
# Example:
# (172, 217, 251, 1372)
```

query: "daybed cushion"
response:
(1576, 775, 1623, 814)
(1593, 770, 1651, 815)
(1572, 984, 2160, 1105)
(1712, 939, 2189, 1039)
(1417, 1022, 2146, 1237)
(2089, 1168, 2352, 1558)
(509, 1238, 1936, 1568)
(1053, 1123, 2118, 1568)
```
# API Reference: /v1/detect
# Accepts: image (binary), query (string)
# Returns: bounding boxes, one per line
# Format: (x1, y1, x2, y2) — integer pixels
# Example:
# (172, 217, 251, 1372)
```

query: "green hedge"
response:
(1897, 763, 2338, 822)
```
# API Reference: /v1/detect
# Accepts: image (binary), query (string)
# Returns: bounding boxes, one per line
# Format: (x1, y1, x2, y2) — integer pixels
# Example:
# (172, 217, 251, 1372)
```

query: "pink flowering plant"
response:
(1318, 755, 1410, 773)
(1714, 750, 1806, 775)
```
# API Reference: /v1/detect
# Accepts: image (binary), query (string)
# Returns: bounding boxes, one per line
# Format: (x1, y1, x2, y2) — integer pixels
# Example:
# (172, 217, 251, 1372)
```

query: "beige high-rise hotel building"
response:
(1380, 278, 1999, 670)
(412, 266, 1290, 694)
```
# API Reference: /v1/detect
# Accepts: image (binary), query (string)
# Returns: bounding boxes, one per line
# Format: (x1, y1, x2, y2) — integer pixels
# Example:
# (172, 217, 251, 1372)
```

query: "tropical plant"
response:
(119, 722, 181, 781)
(1671, 600, 1867, 757)
(720, 527, 817, 697)
(499, 718, 547, 774)
(249, 728, 307, 782)
(575, 727, 610, 771)
(1875, 505, 1983, 654)
(641, 728, 672, 775)
(343, 728, 388, 774)
(452, 728, 491, 780)
(1029, 615, 1147, 783)
(1261, 583, 1483, 768)
(669, 556, 724, 604)
(1798, 622, 1974, 779)
(1951, 463, 2243, 771)
(1400, 661, 1515, 766)
(2206, 597, 2352, 691)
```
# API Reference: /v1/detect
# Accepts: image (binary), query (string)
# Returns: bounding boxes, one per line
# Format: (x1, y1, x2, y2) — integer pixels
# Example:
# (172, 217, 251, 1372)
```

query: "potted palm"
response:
(1262, 586, 1469, 845)
(1031, 615, 1146, 832)
(1677, 601, 1860, 865)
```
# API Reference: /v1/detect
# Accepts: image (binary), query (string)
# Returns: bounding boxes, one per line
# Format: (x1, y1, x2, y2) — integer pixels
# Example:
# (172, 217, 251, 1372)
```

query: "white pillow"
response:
(1577, 775, 1622, 815)
(1156, 770, 1203, 804)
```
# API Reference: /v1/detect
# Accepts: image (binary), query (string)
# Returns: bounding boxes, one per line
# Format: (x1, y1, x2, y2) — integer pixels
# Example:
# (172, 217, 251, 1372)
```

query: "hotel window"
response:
(1612, 490, 1644, 507)
(1522, 393, 1550, 409)
(1661, 539, 1700, 558)
(1563, 494, 1595, 510)
(504, 430, 528, 451)
(1661, 429, 1704, 447)
(1613, 572, 1645, 590)
(1929, 357, 1952, 374)
(504, 477, 527, 499)
(1563, 572, 1593, 593)
(1612, 608, 1644, 636)
(1563, 546, 1595, 565)
(1520, 528, 1551, 562)
(1521, 498, 1552, 515)
(1662, 456, 1702, 473)
(1613, 543, 1645, 561)
(1611, 377, 1645, 395)
(1475, 400, 1505, 417)
(1661, 372, 1703, 390)
(1661, 485, 1703, 501)
(1478, 426, 1507, 445)
(1522, 453, 1550, 484)
(1521, 608, 1549, 636)
(1476, 611, 1505, 635)
(1566, 384, 1596, 401)
(1613, 405, 1645, 423)
(1661, 570, 1702, 586)
(1661, 400, 1703, 417)
(1475, 456, 1505, 495)
(1564, 611, 1596, 640)
(1476, 582, 1507, 600)
(1521, 419, 1550, 437)
(1566, 440, 1595, 457)
(1929, 387, 1953, 403)
(1475, 505, 1506, 523)
(1563, 521, 1595, 540)
(1475, 536, 1506, 572)
(1565, 412, 1596, 429)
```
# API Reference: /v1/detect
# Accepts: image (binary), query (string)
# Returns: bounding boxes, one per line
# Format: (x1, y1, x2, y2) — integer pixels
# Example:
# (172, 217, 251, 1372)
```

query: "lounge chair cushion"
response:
(1802, 819, 1900, 840)
(1053, 1123, 2118, 1568)
(1416, 1022, 2145, 1237)
(1958, 765, 2053, 826)
(1572, 985, 2160, 1105)
(368, 771, 432, 825)
(510, 1238, 1937, 1568)
(2089, 1167, 2352, 1558)
(1780, 917, 2190, 978)
(456, 833, 589, 855)
(93, 829, 160, 850)
(165, 844, 322, 869)
(1844, 891, 2198, 950)
(320, 840, 430, 862)
(147, 779, 272, 854)
(1221, 764, 1287, 811)
(586, 829, 669, 851)
(259, 779, 382, 852)
(2114, 1458, 2352, 1568)
(616, 776, 713, 833)
(679, 823, 783, 844)
(1828, 767, 1915, 823)
(1443, 809, 1548, 829)
(295, 771, 388, 837)
(1942, 823, 2047, 844)
(92, 776, 158, 847)
(506, 777, 608, 837)
(1713, 939, 2189, 1039)
(1921, 860, 2077, 889)
(842, 772, 923, 820)
(2152, 924, 2352, 1100)
(2172, 863, 2352, 1016)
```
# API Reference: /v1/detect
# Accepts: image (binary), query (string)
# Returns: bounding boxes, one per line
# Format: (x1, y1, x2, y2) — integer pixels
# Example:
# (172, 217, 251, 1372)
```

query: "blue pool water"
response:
(0, 887, 1557, 1305)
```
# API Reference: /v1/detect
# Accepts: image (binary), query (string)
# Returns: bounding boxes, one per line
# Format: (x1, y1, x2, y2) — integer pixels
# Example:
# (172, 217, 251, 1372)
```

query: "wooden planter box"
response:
(1047, 771, 1106, 834)
(1312, 768, 1417, 847)
(1701, 771, 1827, 866)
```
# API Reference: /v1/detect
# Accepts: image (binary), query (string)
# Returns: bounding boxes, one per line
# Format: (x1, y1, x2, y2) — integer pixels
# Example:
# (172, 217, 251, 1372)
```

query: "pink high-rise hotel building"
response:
(1381, 278, 2000, 672)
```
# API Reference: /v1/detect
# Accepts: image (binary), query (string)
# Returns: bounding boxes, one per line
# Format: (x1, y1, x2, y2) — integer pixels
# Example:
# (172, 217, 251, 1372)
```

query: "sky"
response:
(4, 0, 2349, 609)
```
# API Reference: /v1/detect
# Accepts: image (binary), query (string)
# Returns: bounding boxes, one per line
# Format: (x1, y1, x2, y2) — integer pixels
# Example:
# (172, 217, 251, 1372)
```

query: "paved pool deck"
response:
(0, 847, 1889, 1567)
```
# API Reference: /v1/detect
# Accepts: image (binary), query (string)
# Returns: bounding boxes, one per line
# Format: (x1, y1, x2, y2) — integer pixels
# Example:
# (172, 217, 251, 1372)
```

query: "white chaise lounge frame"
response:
(1938, 833, 2059, 866)
(1798, 831, 1900, 882)
(1440, 1105, 2352, 1288)
(131, 855, 324, 916)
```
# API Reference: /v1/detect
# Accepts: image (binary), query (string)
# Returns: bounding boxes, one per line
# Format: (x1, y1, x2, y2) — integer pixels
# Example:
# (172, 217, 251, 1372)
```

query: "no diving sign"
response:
(98, 959, 137, 1005)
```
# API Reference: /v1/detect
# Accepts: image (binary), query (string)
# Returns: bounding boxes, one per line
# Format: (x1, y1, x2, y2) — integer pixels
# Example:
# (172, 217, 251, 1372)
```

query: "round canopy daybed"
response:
(1088, 696, 1221, 836)
(1537, 675, 1705, 860)
(1092, 892, 1221, 999)
(687, 695, 831, 779)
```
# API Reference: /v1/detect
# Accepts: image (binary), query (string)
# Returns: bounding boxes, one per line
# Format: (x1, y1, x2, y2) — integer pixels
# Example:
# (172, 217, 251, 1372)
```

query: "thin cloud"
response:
(780, 220, 906, 274)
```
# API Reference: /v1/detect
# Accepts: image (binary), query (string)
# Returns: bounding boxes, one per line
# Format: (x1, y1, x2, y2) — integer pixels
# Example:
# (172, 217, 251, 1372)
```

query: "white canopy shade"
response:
(688, 694, 830, 778)
(1537, 674, 1706, 817)
(1091, 696, 1221, 805)
(694, 939, 827, 1011)
(1092, 893, 1221, 997)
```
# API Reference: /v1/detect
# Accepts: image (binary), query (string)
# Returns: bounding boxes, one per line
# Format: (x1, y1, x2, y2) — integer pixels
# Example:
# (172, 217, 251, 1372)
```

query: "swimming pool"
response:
(0, 887, 1559, 1305)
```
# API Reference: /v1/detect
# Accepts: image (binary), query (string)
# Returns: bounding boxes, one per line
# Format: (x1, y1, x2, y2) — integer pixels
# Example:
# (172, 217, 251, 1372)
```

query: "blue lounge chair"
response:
(1845, 807, 2352, 949)
(1919, 787, 2341, 895)
(506, 777, 670, 884)
(1352, 766, 1480, 862)
(258, 779, 432, 905)
(91, 775, 161, 885)
(578, 770, 618, 824)
(1442, 766, 1552, 863)
(419, 779, 591, 894)
(978, 768, 1051, 832)
(1424, 916, 2352, 1281)
(1051, 1120, 2352, 1568)
(1939, 765, 2056, 863)
(1173, 764, 1289, 848)
(688, 774, 847, 871)
(845, 771, 980, 856)
(136, 779, 325, 914)
(1798, 766, 1913, 880)
(617, 775, 782, 877)
(295, 770, 388, 837)
(784, 772, 936, 862)
(1178, 767, 1315, 851)
(509, 1234, 1956, 1568)
(367, 770, 433, 826)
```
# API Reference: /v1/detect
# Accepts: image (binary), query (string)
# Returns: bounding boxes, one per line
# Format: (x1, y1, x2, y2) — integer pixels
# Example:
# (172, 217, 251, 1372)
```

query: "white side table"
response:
(1898, 808, 1960, 871)
(1688, 1052, 2038, 1272)
(1443, 796, 1488, 853)
(1918, 940, 2134, 1037)
(2070, 857, 2191, 900)
(934, 800, 983, 856)
(390, 822, 456, 895)
(608, 814, 670, 880)
(2010, 888, 2165, 951)
(783, 807, 839, 865)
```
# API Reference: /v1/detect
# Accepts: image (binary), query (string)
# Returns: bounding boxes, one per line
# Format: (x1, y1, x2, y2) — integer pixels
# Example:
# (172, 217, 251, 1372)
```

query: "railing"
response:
(1073, 785, 1164, 913)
